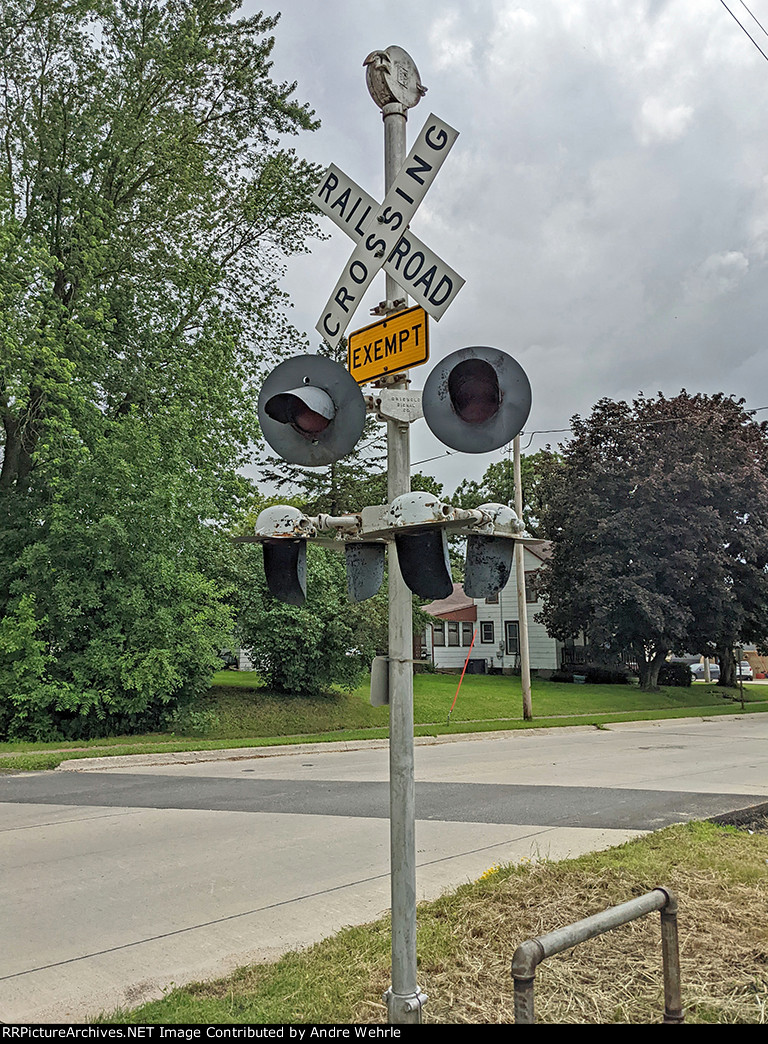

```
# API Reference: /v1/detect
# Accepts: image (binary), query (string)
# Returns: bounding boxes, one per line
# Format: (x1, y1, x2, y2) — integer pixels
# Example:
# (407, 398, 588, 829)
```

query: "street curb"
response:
(54, 725, 591, 771)
(53, 716, 744, 771)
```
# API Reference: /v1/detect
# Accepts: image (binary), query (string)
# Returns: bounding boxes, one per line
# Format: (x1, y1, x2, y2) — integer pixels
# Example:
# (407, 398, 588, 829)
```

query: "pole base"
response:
(384, 987, 428, 1024)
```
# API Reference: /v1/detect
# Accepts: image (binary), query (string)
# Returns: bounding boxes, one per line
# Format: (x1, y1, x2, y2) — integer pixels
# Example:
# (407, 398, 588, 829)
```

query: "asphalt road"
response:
(2, 713, 767, 1023)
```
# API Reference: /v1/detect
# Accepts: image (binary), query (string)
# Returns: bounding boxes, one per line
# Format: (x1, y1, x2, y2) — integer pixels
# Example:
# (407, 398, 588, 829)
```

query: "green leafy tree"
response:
(235, 544, 381, 698)
(537, 393, 768, 691)
(0, 1, 321, 738)
(410, 471, 443, 497)
(451, 450, 556, 535)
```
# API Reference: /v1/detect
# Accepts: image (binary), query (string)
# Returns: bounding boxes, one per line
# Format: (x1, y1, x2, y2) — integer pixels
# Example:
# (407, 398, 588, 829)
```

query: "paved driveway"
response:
(2, 714, 767, 1022)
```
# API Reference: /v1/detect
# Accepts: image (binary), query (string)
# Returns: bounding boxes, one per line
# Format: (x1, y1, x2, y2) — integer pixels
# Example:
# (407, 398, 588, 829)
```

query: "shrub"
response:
(658, 661, 693, 687)
(164, 706, 221, 736)
(237, 545, 378, 698)
(583, 664, 631, 685)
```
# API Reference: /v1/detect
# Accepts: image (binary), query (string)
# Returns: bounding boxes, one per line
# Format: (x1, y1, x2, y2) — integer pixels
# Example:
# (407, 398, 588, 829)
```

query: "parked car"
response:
(690, 661, 720, 681)
(736, 660, 753, 681)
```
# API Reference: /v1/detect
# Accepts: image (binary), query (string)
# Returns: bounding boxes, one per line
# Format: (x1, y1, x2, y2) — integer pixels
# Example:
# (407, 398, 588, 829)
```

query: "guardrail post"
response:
(511, 887, 684, 1024)
(659, 889, 684, 1024)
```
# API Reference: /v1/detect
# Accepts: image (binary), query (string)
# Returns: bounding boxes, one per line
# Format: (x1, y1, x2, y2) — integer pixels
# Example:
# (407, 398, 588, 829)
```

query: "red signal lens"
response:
(290, 403, 331, 436)
(265, 391, 334, 440)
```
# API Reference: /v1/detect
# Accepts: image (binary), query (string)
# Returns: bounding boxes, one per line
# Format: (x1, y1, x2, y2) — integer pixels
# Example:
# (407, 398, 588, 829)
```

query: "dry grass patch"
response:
(112, 821, 768, 1025)
(419, 822, 768, 1024)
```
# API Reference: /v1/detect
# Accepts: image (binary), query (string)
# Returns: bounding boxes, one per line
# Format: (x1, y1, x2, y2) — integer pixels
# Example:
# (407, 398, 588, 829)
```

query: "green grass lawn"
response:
(1, 670, 765, 773)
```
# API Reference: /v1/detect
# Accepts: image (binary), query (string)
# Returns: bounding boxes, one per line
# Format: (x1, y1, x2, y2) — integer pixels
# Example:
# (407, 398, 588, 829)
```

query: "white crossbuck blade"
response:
(314, 114, 464, 347)
(313, 164, 465, 325)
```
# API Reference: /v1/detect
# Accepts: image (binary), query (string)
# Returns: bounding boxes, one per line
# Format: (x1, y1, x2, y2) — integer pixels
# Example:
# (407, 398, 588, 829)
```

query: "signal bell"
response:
(421, 346, 532, 453)
(258, 355, 366, 467)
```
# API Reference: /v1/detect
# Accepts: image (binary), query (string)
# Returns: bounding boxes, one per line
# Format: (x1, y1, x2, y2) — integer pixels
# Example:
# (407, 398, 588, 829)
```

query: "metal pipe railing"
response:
(510, 886, 684, 1024)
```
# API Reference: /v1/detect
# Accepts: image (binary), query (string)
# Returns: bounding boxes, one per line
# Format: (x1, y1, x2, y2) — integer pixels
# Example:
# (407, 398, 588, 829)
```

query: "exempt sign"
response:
(347, 307, 429, 385)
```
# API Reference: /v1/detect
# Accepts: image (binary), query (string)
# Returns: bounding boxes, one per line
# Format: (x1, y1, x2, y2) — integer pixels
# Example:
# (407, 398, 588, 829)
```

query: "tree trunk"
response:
(717, 645, 736, 688)
(637, 647, 668, 691)
(0, 412, 22, 490)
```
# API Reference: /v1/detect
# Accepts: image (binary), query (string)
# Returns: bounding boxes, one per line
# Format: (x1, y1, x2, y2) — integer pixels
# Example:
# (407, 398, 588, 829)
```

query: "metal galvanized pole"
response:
(367, 59, 425, 1024)
(386, 400, 421, 1024)
(513, 435, 533, 720)
(659, 890, 684, 1024)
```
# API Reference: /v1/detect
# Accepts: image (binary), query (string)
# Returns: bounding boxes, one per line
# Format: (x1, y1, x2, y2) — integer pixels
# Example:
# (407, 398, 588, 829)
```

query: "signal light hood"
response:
(422, 346, 531, 453)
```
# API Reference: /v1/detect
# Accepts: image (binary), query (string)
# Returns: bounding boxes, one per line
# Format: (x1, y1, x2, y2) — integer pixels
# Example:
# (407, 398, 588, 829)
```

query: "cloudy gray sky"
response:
(248, 0, 768, 496)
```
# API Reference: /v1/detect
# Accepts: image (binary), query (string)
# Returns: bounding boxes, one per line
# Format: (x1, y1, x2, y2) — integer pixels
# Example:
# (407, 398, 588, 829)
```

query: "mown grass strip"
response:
(2, 673, 765, 774)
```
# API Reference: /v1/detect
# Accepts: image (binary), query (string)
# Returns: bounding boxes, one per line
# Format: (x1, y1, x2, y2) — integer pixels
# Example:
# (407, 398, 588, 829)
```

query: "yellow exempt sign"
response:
(347, 306, 429, 385)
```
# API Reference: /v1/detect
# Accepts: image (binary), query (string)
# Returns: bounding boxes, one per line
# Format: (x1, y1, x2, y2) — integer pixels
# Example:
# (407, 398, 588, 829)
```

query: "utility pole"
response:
(514, 434, 532, 720)
(365, 47, 426, 1025)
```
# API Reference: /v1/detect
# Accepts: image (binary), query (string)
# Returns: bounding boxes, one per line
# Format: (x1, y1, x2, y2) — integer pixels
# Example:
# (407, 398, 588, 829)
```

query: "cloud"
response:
(429, 10, 476, 70)
(636, 96, 694, 145)
(683, 250, 750, 302)
(257, 0, 768, 495)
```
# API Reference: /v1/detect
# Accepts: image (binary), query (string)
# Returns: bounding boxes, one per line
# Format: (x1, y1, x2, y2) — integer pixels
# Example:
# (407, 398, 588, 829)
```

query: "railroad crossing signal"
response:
(244, 44, 538, 1029)
(244, 333, 535, 604)
(242, 490, 532, 605)
(421, 346, 533, 453)
(258, 355, 366, 467)
(253, 345, 532, 602)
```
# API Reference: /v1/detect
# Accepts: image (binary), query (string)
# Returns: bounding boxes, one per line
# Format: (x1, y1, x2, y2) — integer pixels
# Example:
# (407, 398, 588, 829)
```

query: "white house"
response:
(423, 540, 584, 673)
(420, 584, 478, 671)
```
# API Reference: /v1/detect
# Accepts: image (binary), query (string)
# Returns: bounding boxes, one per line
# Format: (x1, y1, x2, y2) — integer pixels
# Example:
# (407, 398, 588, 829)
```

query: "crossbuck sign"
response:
(314, 114, 464, 348)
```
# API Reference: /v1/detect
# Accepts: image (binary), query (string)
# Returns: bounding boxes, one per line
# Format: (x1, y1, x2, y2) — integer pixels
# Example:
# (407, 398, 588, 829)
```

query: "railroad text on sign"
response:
(316, 114, 458, 348)
(313, 164, 464, 322)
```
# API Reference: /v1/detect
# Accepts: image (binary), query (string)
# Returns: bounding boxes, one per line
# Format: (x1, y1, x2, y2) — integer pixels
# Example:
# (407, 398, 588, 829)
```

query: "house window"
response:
(485, 592, 499, 604)
(505, 621, 520, 657)
(461, 622, 475, 646)
(433, 622, 445, 647)
(480, 621, 495, 644)
(524, 570, 539, 603)
(447, 622, 460, 646)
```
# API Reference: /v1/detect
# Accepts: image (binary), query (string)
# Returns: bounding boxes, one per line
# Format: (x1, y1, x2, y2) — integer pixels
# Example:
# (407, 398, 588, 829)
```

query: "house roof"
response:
(524, 539, 552, 562)
(421, 584, 477, 621)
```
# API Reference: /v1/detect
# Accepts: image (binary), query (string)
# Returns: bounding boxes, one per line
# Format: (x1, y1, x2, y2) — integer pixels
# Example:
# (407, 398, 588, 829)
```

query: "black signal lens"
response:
(448, 359, 500, 424)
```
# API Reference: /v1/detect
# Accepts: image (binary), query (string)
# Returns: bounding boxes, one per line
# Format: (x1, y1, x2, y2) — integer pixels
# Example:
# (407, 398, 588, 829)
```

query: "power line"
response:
(738, 0, 768, 40)
(719, 0, 768, 63)
(411, 450, 456, 468)
(409, 403, 768, 469)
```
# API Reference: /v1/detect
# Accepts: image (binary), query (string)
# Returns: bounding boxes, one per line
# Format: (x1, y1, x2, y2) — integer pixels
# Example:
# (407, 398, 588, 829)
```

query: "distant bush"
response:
(550, 671, 574, 683)
(658, 661, 693, 687)
(415, 660, 437, 674)
(165, 706, 221, 736)
(583, 664, 632, 685)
